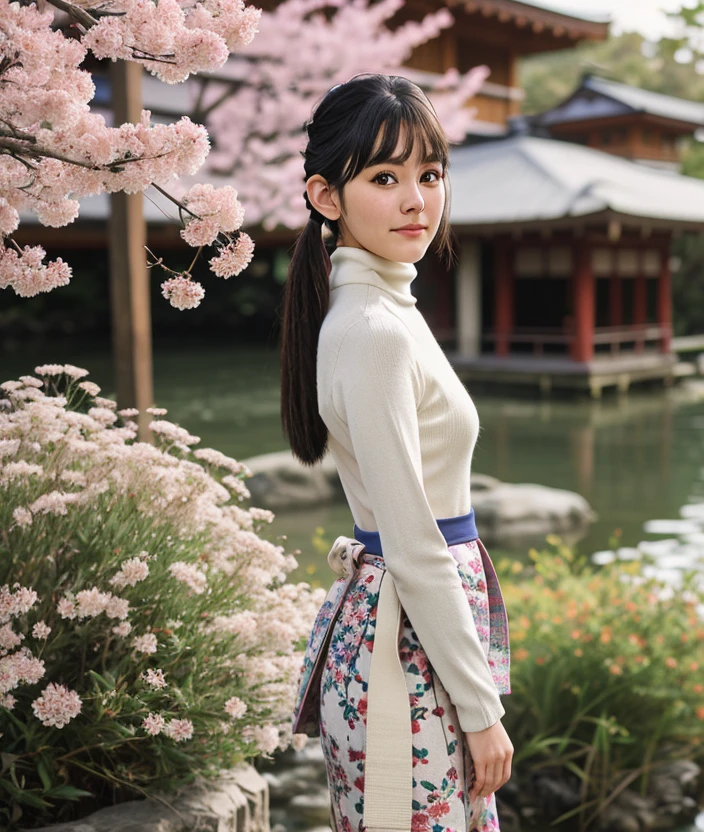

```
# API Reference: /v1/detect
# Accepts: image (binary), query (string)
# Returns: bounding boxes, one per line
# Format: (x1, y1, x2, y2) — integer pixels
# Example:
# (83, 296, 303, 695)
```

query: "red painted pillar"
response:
(657, 248, 672, 353)
(494, 244, 513, 357)
(572, 243, 595, 363)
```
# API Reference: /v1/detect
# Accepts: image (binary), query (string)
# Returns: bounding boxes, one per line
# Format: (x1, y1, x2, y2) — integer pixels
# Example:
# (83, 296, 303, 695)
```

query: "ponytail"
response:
(280, 216, 332, 466)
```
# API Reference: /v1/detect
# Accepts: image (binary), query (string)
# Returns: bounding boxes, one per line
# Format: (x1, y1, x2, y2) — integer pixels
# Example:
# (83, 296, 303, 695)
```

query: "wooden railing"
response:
(481, 325, 672, 356)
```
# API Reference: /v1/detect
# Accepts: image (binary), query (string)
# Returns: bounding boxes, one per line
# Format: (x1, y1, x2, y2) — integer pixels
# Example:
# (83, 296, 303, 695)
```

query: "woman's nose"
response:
(401, 184, 424, 214)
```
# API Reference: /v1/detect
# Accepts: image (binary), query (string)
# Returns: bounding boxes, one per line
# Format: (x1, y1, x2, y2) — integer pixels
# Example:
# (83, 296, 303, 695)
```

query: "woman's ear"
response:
(306, 175, 341, 222)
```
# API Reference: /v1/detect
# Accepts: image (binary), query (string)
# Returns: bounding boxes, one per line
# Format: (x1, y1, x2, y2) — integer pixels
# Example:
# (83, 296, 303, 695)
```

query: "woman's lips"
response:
(393, 227, 426, 238)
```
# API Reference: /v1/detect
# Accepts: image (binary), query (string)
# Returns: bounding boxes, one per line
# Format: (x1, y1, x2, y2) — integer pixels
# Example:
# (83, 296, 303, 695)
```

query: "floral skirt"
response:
(319, 538, 504, 832)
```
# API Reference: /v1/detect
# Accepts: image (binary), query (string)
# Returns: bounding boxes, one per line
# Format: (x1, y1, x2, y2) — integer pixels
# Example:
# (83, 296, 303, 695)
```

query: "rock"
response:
(289, 789, 333, 826)
(471, 481, 597, 548)
(532, 770, 581, 818)
(600, 805, 642, 832)
(24, 764, 268, 832)
(650, 797, 700, 830)
(611, 790, 654, 813)
(495, 798, 521, 832)
(268, 764, 328, 803)
(650, 760, 701, 798)
(241, 449, 596, 548)
(243, 450, 343, 510)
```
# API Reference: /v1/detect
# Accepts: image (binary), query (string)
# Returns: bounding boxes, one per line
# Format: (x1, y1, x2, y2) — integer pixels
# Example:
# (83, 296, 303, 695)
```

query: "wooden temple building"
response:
(15, 0, 704, 407)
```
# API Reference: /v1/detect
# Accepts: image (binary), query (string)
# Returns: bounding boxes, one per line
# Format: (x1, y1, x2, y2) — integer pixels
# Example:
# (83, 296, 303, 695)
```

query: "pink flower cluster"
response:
(82, 0, 260, 84)
(0, 0, 261, 302)
(209, 234, 255, 279)
(1, 368, 328, 752)
(0, 246, 71, 298)
(180, 183, 246, 246)
(31, 682, 82, 728)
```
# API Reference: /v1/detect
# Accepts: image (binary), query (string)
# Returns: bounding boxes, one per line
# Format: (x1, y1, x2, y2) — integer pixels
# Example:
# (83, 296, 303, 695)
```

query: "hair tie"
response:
(303, 190, 325, 225)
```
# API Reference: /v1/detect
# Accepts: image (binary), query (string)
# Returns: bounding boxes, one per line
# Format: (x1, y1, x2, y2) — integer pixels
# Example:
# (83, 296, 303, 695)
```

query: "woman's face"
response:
(334, 125, 446, 264)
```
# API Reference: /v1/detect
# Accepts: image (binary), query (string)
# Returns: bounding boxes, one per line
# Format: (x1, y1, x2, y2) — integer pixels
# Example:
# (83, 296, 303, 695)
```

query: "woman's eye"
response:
(373, 172, 396, 186)
(422, 169, 443, 183)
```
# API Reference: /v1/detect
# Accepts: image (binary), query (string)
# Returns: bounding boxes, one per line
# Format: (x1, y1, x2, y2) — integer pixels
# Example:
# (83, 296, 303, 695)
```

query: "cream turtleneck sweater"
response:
(316, 245, 505, 733)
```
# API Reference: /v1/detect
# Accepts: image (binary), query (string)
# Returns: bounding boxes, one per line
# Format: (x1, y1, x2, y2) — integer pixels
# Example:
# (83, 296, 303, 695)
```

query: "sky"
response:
(544, 0, 693, 40)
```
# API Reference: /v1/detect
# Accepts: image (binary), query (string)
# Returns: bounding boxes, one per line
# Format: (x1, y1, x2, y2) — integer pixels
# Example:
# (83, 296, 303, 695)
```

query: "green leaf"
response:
(36, 759, 52, 792)
(44, 785, 94, 800)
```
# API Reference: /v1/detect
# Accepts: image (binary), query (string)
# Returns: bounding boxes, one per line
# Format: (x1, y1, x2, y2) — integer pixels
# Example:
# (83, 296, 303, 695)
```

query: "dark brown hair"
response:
(280, 73, 454, 466)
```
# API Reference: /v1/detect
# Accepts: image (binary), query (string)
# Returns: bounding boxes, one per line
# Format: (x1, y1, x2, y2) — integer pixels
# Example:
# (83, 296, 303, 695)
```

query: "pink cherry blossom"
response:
(160, 276, 206, 310)
(209, 233, 255, 279)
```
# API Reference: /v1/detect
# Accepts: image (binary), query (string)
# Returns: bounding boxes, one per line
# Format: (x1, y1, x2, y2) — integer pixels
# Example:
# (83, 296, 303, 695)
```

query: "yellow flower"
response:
(514, 647, 529, 661)
(519, 616, 531, 629)
(546, 534, 561, 546)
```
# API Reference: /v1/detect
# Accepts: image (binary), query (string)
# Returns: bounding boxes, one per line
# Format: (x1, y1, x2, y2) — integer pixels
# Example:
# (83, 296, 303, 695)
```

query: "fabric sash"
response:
(354, 509, 484, 832)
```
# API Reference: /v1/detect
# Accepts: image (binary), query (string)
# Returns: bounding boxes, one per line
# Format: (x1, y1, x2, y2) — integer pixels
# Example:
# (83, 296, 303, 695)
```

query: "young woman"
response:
(281, 73, 513, 832)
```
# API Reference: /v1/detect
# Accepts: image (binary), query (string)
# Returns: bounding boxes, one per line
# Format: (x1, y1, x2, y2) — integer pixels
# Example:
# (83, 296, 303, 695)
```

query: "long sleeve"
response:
(331, 314, 505, 733)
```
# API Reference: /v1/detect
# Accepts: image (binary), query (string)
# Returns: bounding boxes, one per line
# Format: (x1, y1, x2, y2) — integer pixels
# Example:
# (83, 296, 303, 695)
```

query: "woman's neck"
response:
(329, 246, 418, 308)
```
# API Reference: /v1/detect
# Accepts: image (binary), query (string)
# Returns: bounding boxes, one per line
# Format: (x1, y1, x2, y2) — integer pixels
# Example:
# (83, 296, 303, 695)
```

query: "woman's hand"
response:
(464, 719, 513, 802)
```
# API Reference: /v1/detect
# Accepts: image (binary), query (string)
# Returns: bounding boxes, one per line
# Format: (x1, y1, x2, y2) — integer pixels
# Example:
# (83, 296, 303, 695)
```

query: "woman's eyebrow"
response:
(369, 154, 442, 168)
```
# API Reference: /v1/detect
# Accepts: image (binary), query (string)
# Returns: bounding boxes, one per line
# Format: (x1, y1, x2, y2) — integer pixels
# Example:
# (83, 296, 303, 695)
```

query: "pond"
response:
(3, 337, 704, 832)
(5, 337, 704, 583)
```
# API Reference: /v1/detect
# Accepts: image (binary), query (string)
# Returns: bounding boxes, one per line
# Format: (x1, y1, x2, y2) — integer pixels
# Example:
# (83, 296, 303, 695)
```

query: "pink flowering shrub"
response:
(0, 364, 325, 828)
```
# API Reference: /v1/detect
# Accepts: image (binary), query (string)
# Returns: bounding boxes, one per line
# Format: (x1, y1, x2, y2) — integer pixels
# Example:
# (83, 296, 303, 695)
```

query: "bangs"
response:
(341, 93, 449, 182)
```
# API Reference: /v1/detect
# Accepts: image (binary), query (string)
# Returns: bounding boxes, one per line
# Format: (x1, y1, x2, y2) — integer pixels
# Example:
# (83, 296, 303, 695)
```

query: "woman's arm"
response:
(331, 314, 504, 733)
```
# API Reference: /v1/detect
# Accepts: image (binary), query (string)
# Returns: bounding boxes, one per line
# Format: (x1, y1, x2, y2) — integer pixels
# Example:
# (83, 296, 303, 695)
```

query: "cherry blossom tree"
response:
(0, 0, 261, 309)
(187, 0, 490, 230)
(0, 0, 489, 310)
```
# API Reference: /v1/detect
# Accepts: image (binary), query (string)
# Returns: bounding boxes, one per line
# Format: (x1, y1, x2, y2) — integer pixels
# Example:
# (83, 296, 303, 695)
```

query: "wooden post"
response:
(457, 239, 482, 358)
(572, 242, 594, 363)
(657, 247, 672, 353)
(108, 61, 154, 442)
(494, 243, 513, 357)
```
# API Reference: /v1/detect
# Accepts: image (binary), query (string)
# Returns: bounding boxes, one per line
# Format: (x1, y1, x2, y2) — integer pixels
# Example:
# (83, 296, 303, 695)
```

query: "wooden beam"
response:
(109, 61, 155, 442)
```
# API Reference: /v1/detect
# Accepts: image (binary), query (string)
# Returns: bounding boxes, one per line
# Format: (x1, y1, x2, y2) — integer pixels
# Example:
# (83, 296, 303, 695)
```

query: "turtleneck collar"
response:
(329, 246, 418, 308)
